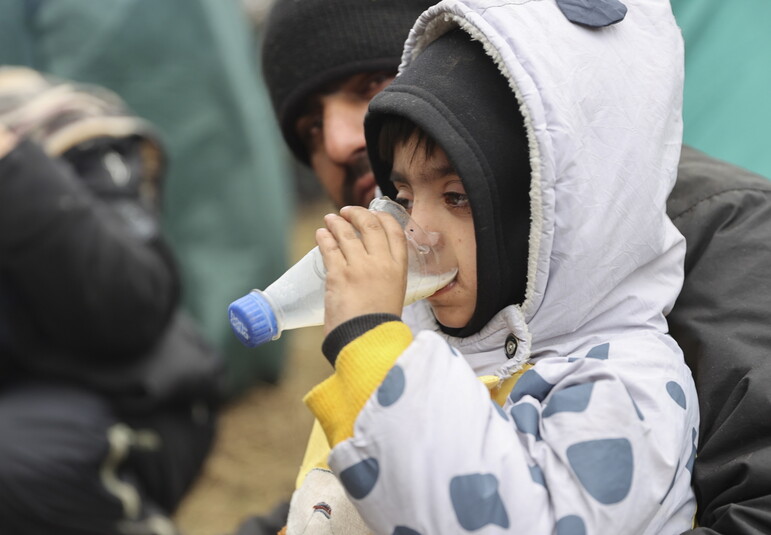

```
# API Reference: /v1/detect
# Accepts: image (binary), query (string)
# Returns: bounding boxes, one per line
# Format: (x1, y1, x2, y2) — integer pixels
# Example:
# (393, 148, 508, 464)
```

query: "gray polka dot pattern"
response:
(510, 403, 541, 440)
(392, 527, 422, 535)
(556, 0, 627, 28)
(543, 383, 594, 418)
(567, 438, 633, 504)
(323, 329, 698, 533)
(378, 365, 406, 407)
(450, 473, 510, 530)
(686, 428, 697, 473)
(510, 369, 554, 403)
(666, 381, 686, 409)
(624, 385, 644, 420)
(529, 463, 546, 487)
(556, 514, 587, 535)
(340, 458, 380, 500)
(318, 1, 702, 531)
(659, 459, 680, 505)
(568, 342, 608, 365)
(492, 399, 509, 420)
(586, 343, 609, 360)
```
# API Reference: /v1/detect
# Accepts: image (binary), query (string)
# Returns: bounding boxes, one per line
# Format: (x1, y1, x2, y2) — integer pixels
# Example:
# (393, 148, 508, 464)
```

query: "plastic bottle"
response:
(228, 197, 457, 348)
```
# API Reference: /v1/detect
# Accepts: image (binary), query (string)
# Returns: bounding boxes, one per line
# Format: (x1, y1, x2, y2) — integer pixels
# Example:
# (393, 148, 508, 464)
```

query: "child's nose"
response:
(408, 203, 442, 248)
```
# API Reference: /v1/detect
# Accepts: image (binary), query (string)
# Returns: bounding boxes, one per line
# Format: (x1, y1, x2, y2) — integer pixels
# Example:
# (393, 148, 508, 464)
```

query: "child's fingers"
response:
(340, 206, 392, 257)
(323, 212, 365, 261)
(315, 227, 346, 271)
(375, 211, 408, 265)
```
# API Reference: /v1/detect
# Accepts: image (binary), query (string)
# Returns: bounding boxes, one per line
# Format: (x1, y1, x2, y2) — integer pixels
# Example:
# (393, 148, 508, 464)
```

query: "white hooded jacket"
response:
(301, 1, 699, 533)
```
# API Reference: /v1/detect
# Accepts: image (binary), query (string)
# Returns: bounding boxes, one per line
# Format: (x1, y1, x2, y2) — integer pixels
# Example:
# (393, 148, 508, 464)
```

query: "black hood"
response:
(365, 28, 531, 337)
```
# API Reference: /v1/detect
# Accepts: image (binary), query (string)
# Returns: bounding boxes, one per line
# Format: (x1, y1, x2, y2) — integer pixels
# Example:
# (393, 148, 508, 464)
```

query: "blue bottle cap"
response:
(228, 291, 279, 348)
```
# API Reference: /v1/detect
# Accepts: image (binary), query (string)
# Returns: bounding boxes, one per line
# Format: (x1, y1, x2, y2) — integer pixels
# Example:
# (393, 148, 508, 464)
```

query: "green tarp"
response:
(672, 0, 771, 179)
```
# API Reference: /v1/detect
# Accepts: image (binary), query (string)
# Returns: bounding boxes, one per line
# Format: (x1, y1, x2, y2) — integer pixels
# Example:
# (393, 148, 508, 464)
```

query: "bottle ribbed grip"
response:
(228, 291, 279, 348)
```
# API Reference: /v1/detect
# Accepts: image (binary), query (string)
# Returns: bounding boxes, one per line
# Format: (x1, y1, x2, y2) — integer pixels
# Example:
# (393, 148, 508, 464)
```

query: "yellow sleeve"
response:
(296, 354, 531, 488)
(303, 321, 413, 448)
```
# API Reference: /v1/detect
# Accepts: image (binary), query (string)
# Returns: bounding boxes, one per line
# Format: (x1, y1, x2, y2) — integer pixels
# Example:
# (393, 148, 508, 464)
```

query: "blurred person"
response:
(256, 0, 771, 532)
(0, 0, 295, 398)
(0, 67, 223, 535)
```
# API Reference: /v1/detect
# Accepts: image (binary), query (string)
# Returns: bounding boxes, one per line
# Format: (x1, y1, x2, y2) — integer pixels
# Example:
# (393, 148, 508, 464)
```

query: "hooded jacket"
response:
(303, 0, 699, 533)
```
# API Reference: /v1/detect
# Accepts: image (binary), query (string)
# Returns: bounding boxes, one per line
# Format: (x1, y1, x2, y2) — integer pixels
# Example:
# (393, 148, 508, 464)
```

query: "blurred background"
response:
(170, 0, 337, 531)
(1, 0, 333, 532)
(1, 0, 769, 533)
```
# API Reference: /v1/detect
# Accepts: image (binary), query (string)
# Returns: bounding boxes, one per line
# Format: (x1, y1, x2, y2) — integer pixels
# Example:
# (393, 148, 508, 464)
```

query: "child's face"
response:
(391, 134, 477, 328)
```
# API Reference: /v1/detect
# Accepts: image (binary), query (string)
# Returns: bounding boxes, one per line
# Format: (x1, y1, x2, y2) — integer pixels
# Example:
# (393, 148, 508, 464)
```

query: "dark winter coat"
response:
(0, 139, 223, 411)
(669, 145, 771, 534)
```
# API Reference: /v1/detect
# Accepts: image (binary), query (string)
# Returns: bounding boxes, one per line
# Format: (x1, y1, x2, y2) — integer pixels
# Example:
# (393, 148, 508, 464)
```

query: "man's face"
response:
(295, 71, 395, 209)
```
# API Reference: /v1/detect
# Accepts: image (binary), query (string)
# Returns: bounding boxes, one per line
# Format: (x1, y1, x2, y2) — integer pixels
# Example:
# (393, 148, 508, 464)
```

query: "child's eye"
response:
(444, 192, 469, 209)
(395, 196, 413, 211)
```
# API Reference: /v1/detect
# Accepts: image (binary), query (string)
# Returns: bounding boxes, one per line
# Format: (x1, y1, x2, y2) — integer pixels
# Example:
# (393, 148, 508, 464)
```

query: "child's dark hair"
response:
(377, 114, 438, 166)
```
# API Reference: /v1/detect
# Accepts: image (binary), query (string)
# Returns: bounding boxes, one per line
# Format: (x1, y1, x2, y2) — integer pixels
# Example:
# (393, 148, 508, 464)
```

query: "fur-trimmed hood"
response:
(384, 0, 685, 376)
(315, 6, 698, 534)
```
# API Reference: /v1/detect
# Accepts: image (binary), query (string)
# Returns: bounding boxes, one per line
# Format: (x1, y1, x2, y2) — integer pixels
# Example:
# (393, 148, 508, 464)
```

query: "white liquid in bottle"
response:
(228, 198, 457, 347)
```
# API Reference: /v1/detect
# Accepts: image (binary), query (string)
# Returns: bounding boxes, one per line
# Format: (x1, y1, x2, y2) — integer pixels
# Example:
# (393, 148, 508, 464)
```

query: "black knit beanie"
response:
(261, 0, 434, 164)
(365, 29, 532, 337)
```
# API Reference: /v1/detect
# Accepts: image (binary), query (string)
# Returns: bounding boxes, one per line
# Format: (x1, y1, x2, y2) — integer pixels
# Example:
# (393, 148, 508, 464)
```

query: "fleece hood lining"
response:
(409, 15, 545, 321)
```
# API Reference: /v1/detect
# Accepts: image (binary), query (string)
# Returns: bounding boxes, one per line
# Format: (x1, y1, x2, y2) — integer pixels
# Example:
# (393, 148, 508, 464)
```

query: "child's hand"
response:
(316, 205, 408, 336)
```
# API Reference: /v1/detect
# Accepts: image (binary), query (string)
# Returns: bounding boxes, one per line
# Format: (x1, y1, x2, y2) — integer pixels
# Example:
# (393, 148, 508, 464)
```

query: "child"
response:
(295, 0, 698, 533)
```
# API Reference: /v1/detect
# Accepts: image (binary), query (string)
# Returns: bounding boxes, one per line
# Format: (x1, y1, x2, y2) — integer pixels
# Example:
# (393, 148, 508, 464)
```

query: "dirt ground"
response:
(173, 199, 336, 535)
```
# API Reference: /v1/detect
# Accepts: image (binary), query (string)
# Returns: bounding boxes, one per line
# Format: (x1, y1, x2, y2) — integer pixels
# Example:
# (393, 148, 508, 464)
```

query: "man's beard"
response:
(341, 153, 373, 207)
